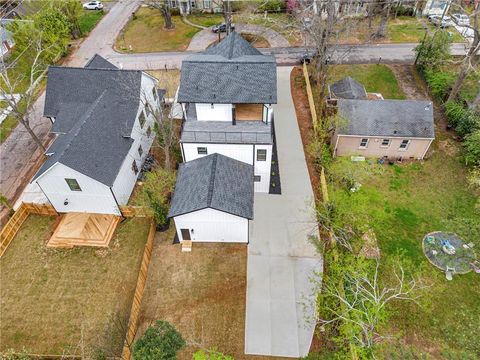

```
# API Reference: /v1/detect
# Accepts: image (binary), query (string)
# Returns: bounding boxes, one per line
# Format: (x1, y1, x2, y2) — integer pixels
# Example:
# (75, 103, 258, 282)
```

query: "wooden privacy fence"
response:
(0, 202, 57, 257)
(303, 62, 318, 129)
(120, 206, 152, 218)
(122, 220, 156, 360)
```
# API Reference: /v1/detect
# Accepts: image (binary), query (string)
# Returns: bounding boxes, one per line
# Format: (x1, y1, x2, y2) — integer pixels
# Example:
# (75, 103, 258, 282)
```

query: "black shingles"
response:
(168, 153, 254, 219)
(330, 77, 367, 100)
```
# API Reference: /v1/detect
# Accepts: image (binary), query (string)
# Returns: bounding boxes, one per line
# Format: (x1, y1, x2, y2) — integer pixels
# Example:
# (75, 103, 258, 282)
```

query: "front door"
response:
(180, 228, 191, 241)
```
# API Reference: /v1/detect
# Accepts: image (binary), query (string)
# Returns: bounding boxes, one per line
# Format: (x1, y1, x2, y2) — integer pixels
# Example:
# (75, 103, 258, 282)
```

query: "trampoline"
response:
(422, 231, 476, 274)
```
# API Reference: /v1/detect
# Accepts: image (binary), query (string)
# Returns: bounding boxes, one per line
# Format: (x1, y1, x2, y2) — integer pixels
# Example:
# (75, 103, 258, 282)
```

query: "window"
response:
(139, 111, 146, 128)
(256, 149, 267, 161)
(152, 87, 157, 102)
(203, 0, 211, 8)
(254, 175, 261, 182)
(138, 145, 143, 157)
(197, 147, 207, 155)
(145, 105, 151, 117)
(132, 160, 139, 175)
(171, 0, 177, 8)
(359, 138, 369, 149)
(191, 0, 196, 7)
(381, 139, 391, 147)
(399, 139, 410, 150)
(65, 178, 81, 191)
(147, 126, 152, 137)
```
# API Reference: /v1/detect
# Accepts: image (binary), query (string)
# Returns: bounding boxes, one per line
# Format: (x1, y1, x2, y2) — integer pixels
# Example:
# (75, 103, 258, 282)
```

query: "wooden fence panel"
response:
(303, 62, 318, 128)
(122, 220, 156, 360)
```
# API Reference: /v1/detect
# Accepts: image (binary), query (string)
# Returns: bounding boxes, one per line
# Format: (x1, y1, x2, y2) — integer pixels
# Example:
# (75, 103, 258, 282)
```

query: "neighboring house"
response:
(168, 0, 221, 15)
(0, 20, 15, 59)
(176, 31, 277, 193)
(32, 55, 160, 215)
(423, 0, 450, 16)
(333, 99, 435, 160)
(168, 153, 254, 243)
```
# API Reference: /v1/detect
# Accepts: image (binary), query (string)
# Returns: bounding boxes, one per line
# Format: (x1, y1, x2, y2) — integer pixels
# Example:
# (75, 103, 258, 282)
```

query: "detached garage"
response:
(168, 153, 254, 243)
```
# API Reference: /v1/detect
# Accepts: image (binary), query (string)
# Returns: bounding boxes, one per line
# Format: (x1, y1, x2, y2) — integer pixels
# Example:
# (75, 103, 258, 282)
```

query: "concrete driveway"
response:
(245, 67, 322, 358)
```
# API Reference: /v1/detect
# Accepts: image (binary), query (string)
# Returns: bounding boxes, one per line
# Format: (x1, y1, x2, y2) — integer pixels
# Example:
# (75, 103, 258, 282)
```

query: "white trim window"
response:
(359, 138, 369, 149)
(399, 139, 410, 150)
(170, 0, 177, 8)
(197, 147, 207, 155)
(203, 0, 211, 8)
(380, 139, 391, 148)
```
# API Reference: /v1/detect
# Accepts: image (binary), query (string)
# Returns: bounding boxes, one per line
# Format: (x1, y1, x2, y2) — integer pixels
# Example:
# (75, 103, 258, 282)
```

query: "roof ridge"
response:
(48, 65, 142, 73)
(206, 153, 218, 207)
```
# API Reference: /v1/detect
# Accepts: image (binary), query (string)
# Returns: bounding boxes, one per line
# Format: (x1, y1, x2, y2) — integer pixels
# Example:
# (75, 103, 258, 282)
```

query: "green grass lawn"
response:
(187, 13, 224, 28)
(0, 215, 151, 357)
(327, 64, 406, 99)
(0, 115, 18, 144)
(79, 9, 104, 35)
(115, 9, 199, 52)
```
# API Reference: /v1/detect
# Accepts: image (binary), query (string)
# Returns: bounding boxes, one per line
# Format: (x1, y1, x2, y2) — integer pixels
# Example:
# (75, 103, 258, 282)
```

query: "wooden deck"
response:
(48, 213, 121, 248)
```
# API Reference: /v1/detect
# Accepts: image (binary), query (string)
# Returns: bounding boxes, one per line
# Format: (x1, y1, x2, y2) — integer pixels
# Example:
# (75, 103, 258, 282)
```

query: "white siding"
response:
(112, 73, 157, 204)
(195, 103, 232, 122)
(253, 144, 273, 193)
(36, 163, 120, 215)
(173, 208, 249, 243)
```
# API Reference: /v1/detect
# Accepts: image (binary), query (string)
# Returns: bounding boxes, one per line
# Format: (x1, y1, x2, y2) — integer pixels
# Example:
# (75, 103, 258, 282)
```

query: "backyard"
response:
(0, 215, 151, 357)
(136, 227, 252, 358)
(292, 64, 480, 358)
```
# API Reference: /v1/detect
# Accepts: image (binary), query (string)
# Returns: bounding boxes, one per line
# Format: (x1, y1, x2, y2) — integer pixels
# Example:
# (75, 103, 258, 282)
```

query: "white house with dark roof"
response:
(168, 153, 254, 243)
(32, 55, 161, 215)
(176, 32, 277, 193)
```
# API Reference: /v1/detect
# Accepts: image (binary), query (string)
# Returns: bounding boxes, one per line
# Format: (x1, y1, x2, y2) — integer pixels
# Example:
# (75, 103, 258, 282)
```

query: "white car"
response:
(83, 1, 103, 10)
(451, 13, 470, 26)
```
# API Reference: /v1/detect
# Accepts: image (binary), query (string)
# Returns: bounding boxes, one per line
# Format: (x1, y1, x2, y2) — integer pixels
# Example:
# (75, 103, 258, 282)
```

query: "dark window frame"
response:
(138, 145, 143, 157)
(139, 111, 146, 128)
(256, 149, 267, 161)
(197, 147, 208, 155)
(65, 178, 82, 192)
(254, 175, 261, 182)
(132, 160, 139, 175)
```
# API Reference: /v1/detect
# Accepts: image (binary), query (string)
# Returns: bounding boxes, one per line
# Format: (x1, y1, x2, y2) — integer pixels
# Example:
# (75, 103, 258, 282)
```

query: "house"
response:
(168, 153, 254, 243)
(32, 55, 160, 215)
(423, 0, 450, 16)
(333, 99, 435, 160)
(176, 31, 277, 193)
(0, 20, 15, 59)
(168, 0, 222, 15)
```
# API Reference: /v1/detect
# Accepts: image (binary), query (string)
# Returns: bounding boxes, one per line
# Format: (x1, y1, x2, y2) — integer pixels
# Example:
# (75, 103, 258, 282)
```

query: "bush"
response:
(424, 69, 456, 101)
(445, 101, 480, 137)
(258, 0, 285, 12)
(395, 6, 415, 16)
(464, 130, 480, 166)
(414, 30, 451, 72)
(133, 320, 185, 360)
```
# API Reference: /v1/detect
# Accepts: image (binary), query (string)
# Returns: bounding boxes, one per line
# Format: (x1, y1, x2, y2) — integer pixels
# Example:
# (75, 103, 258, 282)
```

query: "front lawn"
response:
(327, 64, 406, 99)
(79, 9, 104, 35)
(115, 9, 200, 52)
(137, 227, 248, 358)
(0, 215, 151, 357)
(187, 13, 224, 28)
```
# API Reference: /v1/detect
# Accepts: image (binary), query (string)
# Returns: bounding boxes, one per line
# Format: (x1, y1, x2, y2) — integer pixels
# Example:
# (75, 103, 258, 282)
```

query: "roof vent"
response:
(393, 130, 398, 134)
(424, 105, 430, 111)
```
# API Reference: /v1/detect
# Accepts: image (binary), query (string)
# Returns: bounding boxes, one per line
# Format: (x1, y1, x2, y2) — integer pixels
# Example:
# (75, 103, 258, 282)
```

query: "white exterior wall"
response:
(173, 208, 249, 243)
(181, 142, 272, 193)
(36, 163, 120, 215)
(112, 73, 157, 204)
(195, 103, 232, 122)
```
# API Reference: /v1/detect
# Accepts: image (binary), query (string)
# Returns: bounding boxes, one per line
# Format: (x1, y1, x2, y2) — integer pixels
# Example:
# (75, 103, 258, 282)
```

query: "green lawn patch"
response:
(0, 115, 18, 144)
(115, 9, 200, 52)
(187, 13, 224, 28)
(328, 146, 480, 357)
(328, 64, 406, 99)
(79, 9, 104, 35)
(0, 215, 151, 356)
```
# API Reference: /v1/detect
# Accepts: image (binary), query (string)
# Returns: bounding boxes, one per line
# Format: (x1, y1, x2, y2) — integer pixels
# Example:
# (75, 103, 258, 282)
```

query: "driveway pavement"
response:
(245, 67, 322, 358)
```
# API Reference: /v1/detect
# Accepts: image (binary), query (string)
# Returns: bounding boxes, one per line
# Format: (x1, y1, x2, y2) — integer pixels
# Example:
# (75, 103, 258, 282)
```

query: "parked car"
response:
(212, 23, 235, 33)
(451, 13, 470, 26)
(431, 15, 452, 28)
(83, 1, 103, 10)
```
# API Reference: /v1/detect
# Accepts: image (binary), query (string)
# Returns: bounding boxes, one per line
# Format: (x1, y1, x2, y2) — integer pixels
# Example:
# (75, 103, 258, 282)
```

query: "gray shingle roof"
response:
(177, 32, 277, 104)
(330, 77, 367, 100)
(33, 55, 145, 186)
(168, 153, 254, 219)
(85, 54, 118, 70)
(337, 99, 435, 138)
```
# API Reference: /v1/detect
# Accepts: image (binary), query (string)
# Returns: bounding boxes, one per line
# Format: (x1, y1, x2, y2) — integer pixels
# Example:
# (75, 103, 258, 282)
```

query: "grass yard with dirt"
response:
(0, 215, 151, 357)
(137, 227, 250, 358)
(115, 9, 199, 52)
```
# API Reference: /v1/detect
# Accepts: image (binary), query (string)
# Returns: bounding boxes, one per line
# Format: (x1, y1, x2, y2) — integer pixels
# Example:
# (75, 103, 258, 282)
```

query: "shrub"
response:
(258, 0, 285, 12)
(445, 101, 480, 137)
(424, 69, 455, 101)
(464, 130, 480, 166)
(414, 30, 451, 72)
(395, 6, 415, 16)
(133, 320, 185, 360)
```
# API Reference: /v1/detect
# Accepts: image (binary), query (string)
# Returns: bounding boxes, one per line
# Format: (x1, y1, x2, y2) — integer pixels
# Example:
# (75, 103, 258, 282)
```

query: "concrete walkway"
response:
(187, 24, 290, 51)
(245, 67, 322, 358)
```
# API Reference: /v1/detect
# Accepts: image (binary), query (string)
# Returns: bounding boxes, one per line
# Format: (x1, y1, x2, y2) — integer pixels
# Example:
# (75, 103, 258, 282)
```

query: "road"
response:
(0, 0, 142, 224)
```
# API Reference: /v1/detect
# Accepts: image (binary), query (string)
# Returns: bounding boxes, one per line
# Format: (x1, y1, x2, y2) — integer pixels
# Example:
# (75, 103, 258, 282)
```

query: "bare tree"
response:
(374, 0, 393, 38)
(447, 1, 479, 102)
(0, 35, 53, 151)
(319, 261, 424, 349)
(145, 0, 175, 29)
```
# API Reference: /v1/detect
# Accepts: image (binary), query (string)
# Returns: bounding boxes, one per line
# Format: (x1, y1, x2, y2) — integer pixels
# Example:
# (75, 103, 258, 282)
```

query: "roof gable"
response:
(330, 77, 367, 100)
(205, 31, 263, 59)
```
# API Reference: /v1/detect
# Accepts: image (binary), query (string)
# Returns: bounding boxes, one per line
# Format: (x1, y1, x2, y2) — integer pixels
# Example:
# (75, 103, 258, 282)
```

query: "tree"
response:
(447, 1, 480, 102)
(373, 0, 393, 38)
(132, 320, 186, 360)
(414, 29, 452, 71)
(56, 0, 83, 38)
(464, 130, 480, 166)
(136, 168, 176, 227)
(145, 0, 175, 30)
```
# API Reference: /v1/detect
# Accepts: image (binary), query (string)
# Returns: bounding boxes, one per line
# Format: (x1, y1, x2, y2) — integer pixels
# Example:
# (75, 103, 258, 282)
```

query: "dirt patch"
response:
(387, 65, 429, 100)
(290, 67, 321, 200)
